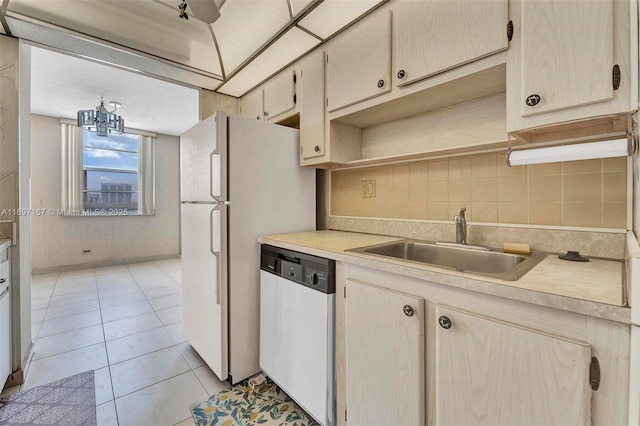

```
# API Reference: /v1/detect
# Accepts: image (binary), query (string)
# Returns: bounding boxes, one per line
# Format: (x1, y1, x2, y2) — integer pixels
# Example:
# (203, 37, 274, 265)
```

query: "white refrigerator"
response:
(180, 112, 315, 384)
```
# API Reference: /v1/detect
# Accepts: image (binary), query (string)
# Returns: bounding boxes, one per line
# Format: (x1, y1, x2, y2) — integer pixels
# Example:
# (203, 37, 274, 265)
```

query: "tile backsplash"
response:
(331, 154, 627, 229)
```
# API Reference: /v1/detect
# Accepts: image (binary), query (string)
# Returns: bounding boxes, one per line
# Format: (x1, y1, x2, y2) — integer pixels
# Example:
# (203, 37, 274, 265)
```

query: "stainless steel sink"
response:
(347, 240, 546, 281)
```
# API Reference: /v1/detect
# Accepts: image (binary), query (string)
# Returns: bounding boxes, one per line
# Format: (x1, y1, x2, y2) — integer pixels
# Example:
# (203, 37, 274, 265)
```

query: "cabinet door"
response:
(395, 0, 507, 87)
(326, 9, 391, 113)
(435, 306, 592, 425)
(264, 68, 296, 122)
(345, 279, 425, 425)
(519, 0, 613, 117)
(300, 50, 325, 160)
(239, 89, 264, 121)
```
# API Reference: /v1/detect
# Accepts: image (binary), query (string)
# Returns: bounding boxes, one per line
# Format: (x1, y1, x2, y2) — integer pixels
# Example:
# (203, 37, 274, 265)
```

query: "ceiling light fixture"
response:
(77, 98, 125, 137)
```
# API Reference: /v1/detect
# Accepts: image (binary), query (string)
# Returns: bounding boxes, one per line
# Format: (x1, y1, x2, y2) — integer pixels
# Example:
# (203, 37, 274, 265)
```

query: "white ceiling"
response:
(2, 0, 385, 96)
(30, 46, 200, 136)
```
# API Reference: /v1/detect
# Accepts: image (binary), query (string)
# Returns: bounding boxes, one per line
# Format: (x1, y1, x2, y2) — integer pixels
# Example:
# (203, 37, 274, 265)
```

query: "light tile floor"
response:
(2, 258, 231, 425)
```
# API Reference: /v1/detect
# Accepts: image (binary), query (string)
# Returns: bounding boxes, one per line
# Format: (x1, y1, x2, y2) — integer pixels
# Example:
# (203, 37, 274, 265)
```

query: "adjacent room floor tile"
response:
(149, 293, 182, 311)
(28, 260, 194, 424)
(174, 417, 196, 426)
(96, 401, 118, 426)
(156, 306, 182, 325)
(101, 300, 153, 323)
(52, 282, 97, 297)
(103, 312, 163, 341)
(96, 273, 136, 285)
(193, 365, 230, 396)
(23, 343, 108, 389)
(37, 310, 102, 337)
(55, 276, 96, 288)
(177, 343, 205, 370)
(31, 272, 58, 285)
(32, 322, 42, 340)
(165, 322, 187, 345)
(31, 308, 46, 323)
(110, 346, 191, 398)
(31, 286, 54, 300)
(98, 283, 140, 299)
(136, 278, 178, 290)
(95, 265, 129, 276)
(115, 371, 208, 426)
(49, 289, 98, 307)
(94, 366, 114, 405)
(44, 299, 100, 321)
(144, 285, 181, 300)
(106, 327, 174, 364)
(33, 324, 104, 360)
(31, 298, 50, 311)
(99, 290, 147, 309)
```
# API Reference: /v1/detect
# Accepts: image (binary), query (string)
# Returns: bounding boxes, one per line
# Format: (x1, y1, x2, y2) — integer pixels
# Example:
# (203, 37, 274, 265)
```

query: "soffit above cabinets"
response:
(1, 0, 386, 96)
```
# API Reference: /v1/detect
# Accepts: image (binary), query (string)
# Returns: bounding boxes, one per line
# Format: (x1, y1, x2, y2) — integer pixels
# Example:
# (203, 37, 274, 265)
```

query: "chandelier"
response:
(77, 98, 125, 137)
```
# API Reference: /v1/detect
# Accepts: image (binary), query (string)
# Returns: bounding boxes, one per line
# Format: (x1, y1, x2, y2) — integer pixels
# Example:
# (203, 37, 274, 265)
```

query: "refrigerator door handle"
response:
(211, 251, 221, 305)
(210, 205, 221, 305)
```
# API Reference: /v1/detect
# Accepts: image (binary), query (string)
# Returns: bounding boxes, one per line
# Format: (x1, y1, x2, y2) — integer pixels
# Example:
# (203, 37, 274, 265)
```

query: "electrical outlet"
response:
(82, 249, 92, 254)
(361, 179, 376, 198)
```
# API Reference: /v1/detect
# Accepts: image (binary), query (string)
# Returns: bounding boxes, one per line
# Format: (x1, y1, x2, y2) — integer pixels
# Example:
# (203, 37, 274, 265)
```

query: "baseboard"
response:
(31, 253, 181, 275)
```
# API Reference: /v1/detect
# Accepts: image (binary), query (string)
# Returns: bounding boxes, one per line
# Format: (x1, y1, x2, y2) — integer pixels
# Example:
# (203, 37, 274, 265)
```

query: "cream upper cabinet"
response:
(395, 0, 508, 87)
(239, 89, 264, 121)
(326, 8, 392, 113)
(263, 68, 297, 123)
(507, 0, 636, 133)
(435, 305, 592, 425)
(345, 279, 425, 425)
(520, 0, 612, 117)
(300, 50, 326, 162)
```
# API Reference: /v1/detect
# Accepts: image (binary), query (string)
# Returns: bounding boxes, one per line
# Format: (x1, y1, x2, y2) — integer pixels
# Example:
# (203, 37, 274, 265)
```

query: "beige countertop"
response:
(259, 230, 629, 324)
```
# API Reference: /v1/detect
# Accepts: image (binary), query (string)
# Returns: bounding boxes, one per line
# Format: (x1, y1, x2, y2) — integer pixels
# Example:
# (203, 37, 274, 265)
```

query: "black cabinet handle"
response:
(314, 145, 320, 153)
(377, 79, 385, 88)
(439, 315, 452, 329)
(403, 305, 414, 317)
(525, 94, 541, 107)
(0, 278, 5, 284)
(397, 69, 406, 79)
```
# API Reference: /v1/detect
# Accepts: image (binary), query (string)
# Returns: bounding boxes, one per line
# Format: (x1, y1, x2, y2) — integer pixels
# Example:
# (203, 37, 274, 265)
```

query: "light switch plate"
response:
(361, 179, 376, 198)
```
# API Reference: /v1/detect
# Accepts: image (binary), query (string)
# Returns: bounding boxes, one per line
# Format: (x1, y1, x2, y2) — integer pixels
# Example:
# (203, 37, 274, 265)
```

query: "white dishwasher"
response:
(260, 245, 336, 426)
(0, 256, 10, 387)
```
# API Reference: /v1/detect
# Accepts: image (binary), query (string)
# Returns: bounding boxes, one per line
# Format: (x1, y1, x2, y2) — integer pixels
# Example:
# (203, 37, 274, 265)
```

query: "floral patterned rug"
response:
(0, 370, 96, 425)
(190, 374, 319, 426)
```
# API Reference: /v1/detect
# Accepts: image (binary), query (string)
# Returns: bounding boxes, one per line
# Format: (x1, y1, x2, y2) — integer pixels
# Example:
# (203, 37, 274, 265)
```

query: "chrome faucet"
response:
(454, 207, 467, 245)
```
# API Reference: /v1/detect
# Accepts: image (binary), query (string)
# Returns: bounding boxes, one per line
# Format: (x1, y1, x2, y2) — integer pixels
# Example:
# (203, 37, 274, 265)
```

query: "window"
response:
(82, 131, 140, 213)
(61, 121, 155, 216)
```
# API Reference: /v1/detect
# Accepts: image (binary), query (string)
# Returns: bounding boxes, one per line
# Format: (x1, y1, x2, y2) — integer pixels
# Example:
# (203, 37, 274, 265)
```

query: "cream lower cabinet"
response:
(345, 279, 425, 425)
(435, 305, 592, 425)
(339, 265, 629, 426)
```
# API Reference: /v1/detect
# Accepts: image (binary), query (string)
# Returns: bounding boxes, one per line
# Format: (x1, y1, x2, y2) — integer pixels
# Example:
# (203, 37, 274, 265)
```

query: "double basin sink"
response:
(347, 240, 546, 281)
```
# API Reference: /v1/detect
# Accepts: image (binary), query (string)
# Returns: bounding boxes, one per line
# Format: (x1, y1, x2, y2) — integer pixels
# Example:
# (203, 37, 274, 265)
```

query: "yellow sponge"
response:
(503, 242, 531, 255)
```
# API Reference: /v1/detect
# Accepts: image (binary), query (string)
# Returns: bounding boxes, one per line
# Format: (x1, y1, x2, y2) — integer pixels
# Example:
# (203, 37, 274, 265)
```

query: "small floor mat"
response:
(190, 375, 319, 426)
(0, 370, 96, 426)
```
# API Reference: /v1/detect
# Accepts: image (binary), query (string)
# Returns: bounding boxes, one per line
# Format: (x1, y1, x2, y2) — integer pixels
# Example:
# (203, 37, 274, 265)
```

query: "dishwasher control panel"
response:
(260, 244, 335, 294)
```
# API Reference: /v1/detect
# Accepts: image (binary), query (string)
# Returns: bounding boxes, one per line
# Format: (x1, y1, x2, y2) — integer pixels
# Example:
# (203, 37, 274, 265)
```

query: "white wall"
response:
(30, 114, 180, 271)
